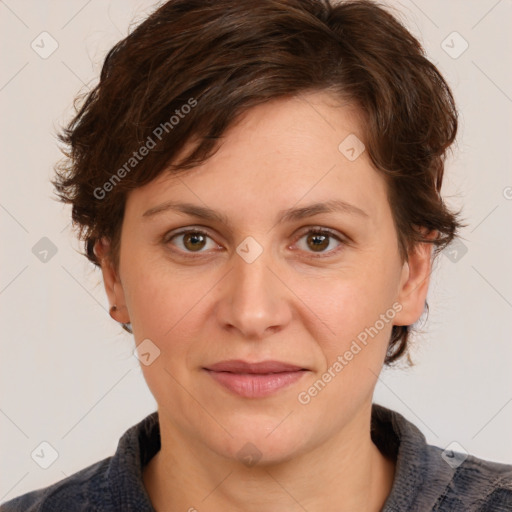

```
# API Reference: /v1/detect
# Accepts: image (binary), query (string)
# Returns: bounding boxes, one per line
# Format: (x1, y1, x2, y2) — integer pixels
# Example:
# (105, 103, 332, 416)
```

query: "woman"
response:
(2, 0, 511, 510)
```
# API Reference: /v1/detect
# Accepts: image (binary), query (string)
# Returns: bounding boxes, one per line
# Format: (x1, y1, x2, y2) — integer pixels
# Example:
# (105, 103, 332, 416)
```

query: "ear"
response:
(393, 233, 436, 326)
(93, 237, 130, 325)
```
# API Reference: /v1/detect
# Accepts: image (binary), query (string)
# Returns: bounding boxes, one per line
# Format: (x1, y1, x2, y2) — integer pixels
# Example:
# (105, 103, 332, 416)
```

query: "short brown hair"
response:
(53, 0, 462, 365)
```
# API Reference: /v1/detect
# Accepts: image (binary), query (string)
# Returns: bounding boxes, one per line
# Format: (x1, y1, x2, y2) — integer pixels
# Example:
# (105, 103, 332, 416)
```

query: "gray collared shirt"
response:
(2, 404, 511, 511)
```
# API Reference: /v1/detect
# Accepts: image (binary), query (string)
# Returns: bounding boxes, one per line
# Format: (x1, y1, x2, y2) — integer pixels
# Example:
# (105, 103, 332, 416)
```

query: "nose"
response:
(215, 242, 293, 340)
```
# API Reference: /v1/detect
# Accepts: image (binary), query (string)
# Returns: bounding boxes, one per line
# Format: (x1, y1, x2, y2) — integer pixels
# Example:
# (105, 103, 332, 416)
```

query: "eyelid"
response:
(290, 225, 348, 257)
(164, 226, 212, 242)
(162, 226, 222, 256)
(164, 225, 349, 257)
(293, 225, 347, 241)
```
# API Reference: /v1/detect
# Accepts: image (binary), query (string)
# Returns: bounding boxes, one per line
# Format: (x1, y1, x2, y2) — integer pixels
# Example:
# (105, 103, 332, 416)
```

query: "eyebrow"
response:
(142, 199, 369, 225)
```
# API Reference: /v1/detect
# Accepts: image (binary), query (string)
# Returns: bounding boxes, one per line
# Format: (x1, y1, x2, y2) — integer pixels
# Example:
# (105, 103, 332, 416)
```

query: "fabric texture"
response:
(1, 404, 511, 511)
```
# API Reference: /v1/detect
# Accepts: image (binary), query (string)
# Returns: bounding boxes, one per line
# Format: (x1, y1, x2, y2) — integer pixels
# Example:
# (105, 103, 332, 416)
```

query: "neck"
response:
(143, 404, 396, 512)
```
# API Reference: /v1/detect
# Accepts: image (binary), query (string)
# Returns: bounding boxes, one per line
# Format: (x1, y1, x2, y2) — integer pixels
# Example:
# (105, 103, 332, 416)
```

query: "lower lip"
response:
(204, 369, 307, 398)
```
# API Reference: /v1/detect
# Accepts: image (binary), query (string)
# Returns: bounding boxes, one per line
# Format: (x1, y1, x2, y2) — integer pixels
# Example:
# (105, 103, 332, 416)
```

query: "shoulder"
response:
(0, 412, 159, 512)
(427, 444, 512, 511)
(0, 457, 112, 512)
(371, 404, 512, 511)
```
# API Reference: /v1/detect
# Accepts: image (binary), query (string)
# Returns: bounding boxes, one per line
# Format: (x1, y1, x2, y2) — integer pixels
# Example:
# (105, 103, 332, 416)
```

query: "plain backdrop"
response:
(1, 0, 511, 503)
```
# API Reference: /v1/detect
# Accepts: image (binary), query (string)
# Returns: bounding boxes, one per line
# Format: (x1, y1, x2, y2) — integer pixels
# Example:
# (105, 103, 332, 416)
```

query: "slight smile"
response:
(203, 360, 310, 398)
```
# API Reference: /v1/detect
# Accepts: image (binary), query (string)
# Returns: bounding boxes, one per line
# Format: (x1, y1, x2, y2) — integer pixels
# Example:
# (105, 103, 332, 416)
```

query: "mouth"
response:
(203, 360, 309, 398)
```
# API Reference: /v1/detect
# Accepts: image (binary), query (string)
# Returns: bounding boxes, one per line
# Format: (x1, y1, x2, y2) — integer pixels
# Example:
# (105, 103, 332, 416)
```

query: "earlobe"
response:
(93, 238, 131, 325)
(394, 240, 434, 327)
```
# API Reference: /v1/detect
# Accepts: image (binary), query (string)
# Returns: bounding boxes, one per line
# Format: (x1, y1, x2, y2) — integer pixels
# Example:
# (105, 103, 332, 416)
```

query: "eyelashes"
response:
(164, 226, 347, 258)
(293, 228, 344, 255)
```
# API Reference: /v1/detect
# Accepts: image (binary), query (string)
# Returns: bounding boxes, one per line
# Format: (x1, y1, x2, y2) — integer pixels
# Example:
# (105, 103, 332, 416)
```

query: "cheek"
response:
(124, 262, 209, 399)
(300, 263, 402, 365)
(120, 245, 211, 335)
(122, 230, 402, 354)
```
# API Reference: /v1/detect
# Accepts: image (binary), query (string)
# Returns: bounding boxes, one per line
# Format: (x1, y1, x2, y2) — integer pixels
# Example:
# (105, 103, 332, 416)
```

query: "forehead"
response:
(125, 91, 389, 226)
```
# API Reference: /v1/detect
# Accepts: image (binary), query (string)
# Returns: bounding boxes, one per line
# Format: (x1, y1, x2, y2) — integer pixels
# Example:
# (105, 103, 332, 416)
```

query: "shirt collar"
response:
(105, 404, 452, 510)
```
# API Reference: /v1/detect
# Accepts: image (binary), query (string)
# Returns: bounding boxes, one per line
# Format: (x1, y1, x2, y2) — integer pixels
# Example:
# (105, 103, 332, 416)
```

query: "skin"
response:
(94, 91, 434, 512)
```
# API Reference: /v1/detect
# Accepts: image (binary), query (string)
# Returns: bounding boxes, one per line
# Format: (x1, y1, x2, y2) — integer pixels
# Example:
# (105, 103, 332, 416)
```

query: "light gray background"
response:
(1, 0, 511, 503)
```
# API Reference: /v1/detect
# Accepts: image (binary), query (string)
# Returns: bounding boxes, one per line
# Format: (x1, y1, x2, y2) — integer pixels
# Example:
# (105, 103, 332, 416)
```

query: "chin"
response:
(208, 416, 313, 467)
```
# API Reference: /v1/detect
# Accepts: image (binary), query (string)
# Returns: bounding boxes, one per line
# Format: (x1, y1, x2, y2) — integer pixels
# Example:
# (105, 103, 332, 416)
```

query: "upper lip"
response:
(204, 360, 306, 374)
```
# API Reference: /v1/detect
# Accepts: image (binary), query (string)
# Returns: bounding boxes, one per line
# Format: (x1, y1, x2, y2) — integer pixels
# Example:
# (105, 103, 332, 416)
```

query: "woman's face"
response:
(98, 91, 431, 464)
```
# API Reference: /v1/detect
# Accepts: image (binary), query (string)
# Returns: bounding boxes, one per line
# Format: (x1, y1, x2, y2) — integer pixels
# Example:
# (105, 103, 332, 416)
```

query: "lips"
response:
(203, 359, 308, 398)
(205, 359, 305, 374)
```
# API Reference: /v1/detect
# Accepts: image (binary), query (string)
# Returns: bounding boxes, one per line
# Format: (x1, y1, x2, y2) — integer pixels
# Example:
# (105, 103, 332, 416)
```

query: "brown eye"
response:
(166, 229, 219, 254)
(306, 232, 330, 252)
(182, 232, 207, 252)
(295, 229, 343, 255)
